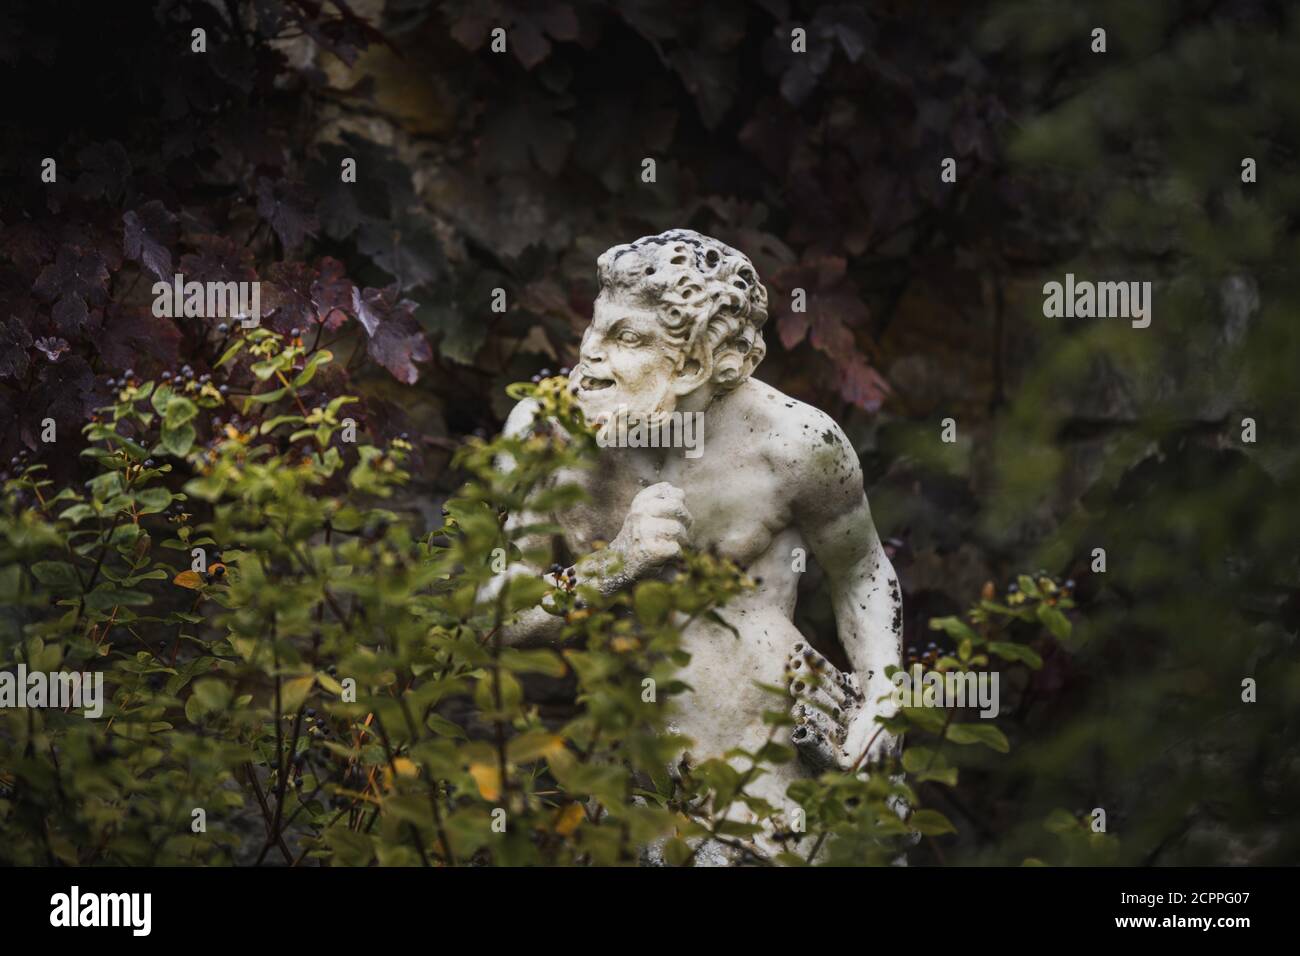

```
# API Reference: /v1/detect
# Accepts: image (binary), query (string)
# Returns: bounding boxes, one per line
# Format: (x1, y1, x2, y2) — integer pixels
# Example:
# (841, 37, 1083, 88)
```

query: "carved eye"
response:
(617, 329, 642, 345)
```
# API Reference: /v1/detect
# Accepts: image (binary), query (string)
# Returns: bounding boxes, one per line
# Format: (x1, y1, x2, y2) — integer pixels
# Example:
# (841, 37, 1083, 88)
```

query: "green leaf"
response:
(1035, 603, 1071, 641)
(192, 678, 232, 713)
(902, 746, 959, 786)
(989, 641, 1043, 668)
(945, 722, 1010, 752)
(58, 503, 95, 524)
(507, 730, 564, 762)
(908, 809, 957, 836)
(31, 561, 81, 590)
(500, 648, 567, 678)
(900, 706, 948, 734)
(1043, 808, 1081, 834)
(215, 340, 245, 368)
(135, 486, 173, 515)
(150, 384, 174, 415)
(164, 396, 198, 428)
(293, 349, 333, 387)
(243, 386, 288, 406)
(160, 423, 196, 457)
(280, 675, 315, 715)
(634, 580, 672, 626)
(929, 615, 979, 643)
(425, 713, 467, 740)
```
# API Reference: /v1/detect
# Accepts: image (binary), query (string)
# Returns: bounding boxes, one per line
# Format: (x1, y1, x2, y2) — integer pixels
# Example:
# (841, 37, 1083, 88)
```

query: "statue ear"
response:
(670, 340, 713, 396)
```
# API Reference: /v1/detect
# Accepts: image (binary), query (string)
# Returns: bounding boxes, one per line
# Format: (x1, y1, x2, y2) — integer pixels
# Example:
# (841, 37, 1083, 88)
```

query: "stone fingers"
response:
(792, 682, 846, 726)
(790, 716, 843, 772)
(786, 641, 864, 706)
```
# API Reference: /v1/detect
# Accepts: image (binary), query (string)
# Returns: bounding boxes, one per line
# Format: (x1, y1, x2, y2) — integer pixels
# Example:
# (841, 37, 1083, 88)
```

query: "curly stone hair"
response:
(596, 229, 768, 391)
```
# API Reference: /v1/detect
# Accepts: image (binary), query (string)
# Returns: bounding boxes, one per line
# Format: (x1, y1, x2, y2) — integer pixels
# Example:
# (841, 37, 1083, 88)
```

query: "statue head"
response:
(570, 229, 769, 424)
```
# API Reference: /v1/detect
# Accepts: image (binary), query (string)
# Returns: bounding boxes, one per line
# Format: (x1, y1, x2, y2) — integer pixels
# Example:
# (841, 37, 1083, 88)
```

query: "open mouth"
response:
(578, 375, 614, 392)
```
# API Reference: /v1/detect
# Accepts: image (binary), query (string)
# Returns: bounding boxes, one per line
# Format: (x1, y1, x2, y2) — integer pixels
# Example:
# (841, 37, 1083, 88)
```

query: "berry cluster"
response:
(1005, 571, 1075, 607)
(528, 366, 571, 384)
(547, 562, 578, 592)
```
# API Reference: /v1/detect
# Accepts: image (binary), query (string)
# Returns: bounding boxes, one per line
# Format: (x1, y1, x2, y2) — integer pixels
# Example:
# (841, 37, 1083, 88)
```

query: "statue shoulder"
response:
(738, 381, 854, 464)
(503, 397, 543, 438)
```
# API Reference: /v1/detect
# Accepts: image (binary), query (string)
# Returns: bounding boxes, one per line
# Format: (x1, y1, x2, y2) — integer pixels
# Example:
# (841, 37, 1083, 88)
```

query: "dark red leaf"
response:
(180, 234, 257, 286)
(352, 285, 432, 385)
(312, 257, 354, 330)
(123, 201, 179, 281)
(51, 293, 90, 335)
(256, 178, 319, 251)
(0, 318, 32, 380)
(99, 306, 182, 372)
(74, 141, 131, 201)
(32, 246, 109, 305)
(264, 261, 318, 334)
(837, 352, 890, 412)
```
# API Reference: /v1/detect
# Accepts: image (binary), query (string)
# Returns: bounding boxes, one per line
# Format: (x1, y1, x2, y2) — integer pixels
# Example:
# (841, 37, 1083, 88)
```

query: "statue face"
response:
(569, 291, 691, 425)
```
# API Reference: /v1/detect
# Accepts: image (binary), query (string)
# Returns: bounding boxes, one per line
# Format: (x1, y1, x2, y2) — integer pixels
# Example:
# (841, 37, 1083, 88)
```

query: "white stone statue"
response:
(499, 229, 902, 862)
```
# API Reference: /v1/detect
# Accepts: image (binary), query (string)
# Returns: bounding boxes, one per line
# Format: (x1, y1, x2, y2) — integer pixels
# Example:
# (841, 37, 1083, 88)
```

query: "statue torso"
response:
(549, 379, 829, 779)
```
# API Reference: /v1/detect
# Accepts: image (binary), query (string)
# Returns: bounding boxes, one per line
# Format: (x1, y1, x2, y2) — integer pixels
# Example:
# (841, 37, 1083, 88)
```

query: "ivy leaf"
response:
(179, 234, 256, 285)
(265, 259, 356, 333)
(0, 319, 32, 379)
(51, 294, 90, 336)
(356, 211, 443, 290)
(670, 49, 738, 129)
(122, 201, 179, 281)
(771, 253, 889, 410)
(99, 306, 182, 372)
(838, 352, 890, 413)
(312, 257, 354, 330)
(256, 177, 319, 251)
(479, 97, 576, 176)
(307, 135, 412, 241)
(352, 285, 432, 385)
(264, 261, 318, 334)
(74, 140, 131, 201)
(33, 246, 110, 306)
(449, 2, 578, 70)
(287, 1, 385, 67)
(34, 354, 96, 434)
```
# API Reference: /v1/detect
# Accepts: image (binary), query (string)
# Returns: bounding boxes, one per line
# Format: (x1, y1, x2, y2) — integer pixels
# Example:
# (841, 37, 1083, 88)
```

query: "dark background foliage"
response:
(1, 0, 1297, 863)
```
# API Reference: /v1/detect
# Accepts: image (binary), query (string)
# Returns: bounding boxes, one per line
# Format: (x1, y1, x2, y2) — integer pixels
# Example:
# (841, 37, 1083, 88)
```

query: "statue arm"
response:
(800, 488, 903, 711)
(790, 418, 903, 767)
(486, 400, 690, 647)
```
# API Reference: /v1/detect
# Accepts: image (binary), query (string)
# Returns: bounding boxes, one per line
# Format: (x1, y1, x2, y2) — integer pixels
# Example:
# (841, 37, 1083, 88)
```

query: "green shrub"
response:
(0, 332, 1062, 866)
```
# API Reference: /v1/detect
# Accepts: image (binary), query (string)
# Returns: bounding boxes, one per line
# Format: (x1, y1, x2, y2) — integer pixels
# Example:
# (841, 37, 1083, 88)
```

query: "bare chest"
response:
(554, 447, 792, 569)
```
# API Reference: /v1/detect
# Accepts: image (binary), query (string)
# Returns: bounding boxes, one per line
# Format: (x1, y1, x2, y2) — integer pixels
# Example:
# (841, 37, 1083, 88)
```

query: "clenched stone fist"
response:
(609, 482, 693, 580)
